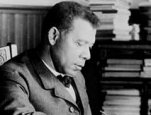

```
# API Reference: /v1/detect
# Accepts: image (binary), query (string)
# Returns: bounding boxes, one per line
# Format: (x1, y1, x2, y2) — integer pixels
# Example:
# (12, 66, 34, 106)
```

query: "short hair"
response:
(41, 1, 100, 40)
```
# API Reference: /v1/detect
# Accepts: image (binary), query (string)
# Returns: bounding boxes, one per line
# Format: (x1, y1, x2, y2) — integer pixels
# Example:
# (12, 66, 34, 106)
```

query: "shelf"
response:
(100, 77, 151, 89)
(94, 41, 151, 50)
(101, 77, 151, 87)
(93, 40, 151, 115)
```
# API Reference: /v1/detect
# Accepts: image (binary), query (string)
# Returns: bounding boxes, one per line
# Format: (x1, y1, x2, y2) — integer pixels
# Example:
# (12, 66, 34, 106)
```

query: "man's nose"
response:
(81, 47, 91, 60)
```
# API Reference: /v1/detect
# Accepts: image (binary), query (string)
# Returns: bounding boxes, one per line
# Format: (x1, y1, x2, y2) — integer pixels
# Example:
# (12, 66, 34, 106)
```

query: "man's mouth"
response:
(75, 64, 83, 70)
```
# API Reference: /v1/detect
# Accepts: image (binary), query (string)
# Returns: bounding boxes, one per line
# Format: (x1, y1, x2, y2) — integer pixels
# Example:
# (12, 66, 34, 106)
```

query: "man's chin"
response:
(65, 69, 81, 76)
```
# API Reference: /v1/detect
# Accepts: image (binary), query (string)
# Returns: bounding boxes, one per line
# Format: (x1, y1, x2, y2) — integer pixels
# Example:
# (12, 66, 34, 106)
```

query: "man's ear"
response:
(48, 27, 59, 45)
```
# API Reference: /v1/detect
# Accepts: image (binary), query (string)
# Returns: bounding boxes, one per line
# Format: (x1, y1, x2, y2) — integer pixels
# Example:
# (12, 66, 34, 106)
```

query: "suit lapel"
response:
(54, 83, 77, 105)
(29, 50, 78, 107)
(73, 73, 89, 113)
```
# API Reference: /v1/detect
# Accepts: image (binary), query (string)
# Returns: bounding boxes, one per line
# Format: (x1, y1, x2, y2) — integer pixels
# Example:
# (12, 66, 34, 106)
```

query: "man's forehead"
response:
(76, 37, 95, 46)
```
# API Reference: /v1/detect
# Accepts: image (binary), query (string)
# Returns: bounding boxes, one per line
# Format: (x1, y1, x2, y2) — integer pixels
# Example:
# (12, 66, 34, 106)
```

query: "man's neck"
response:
(36, 44, 56, 70)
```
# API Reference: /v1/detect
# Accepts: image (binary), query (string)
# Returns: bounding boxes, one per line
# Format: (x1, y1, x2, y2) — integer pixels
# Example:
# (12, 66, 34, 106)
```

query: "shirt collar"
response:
(42, 59, 63, 77)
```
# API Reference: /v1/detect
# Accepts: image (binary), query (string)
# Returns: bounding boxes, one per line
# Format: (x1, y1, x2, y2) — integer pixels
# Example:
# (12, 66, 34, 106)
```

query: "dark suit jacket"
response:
(0, 49, 92, 115)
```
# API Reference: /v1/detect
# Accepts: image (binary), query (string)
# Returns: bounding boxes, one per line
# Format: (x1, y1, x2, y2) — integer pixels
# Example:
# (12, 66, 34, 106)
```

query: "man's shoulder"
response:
(0, 49, 37, 72)
(0, 49, 38, 89)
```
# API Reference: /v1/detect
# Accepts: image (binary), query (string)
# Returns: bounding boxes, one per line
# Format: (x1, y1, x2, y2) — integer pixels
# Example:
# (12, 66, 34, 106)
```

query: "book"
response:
(94, 11, 130, 20)
(103, 65, 141, 71)
(9, 44, 18, 58)
(97, 24, 131, 31)
(144, 58, 151, 66)
(98, 22, 130, 30)
(89, 0, 130, 8)
(102, 105, 140, 112)
(103, 108, 140, 115)
(140, 71, 151, 78)
(100, 7, 131, 14)
(105, 111, 140, 115)
(106, 64, 141, 68)
(90, 4, 130, 11)
(0, 46, 11, 65)
(107, 59, 143, 65)
(102, 71, 140, 77)
(105, 95, 141, 101)
(102, 89, 140, 96)
(113, 34, 132, 41)
(0, 44, 17, 66)
(143, 66, 151, 71)
(100, 17, 130, 25)
(103, 98, 141, 106)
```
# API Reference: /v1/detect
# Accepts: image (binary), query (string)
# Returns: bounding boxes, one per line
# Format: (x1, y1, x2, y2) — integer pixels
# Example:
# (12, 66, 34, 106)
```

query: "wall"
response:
(0, 5, 49, 54)
(0, 0, 148, 8)
(0, 0, 89, 6)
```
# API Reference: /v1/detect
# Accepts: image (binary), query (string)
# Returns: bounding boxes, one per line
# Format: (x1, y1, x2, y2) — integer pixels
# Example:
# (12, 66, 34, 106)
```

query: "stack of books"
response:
(139, 2, 151, 41)
(102, 58, 143, 77)
(102, 89, 141, 115)
(89, 0, 132, 41)
(141, 58, 151, 78)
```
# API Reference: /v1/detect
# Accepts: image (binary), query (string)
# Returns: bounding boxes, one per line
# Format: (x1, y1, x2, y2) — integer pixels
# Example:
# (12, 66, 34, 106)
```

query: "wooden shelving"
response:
(92, 41, 151, 115)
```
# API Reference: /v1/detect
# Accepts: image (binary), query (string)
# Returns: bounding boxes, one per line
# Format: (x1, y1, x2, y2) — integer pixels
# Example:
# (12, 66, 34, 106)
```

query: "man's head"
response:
(41, 1, 100, 76)
(42, 1, 100, 39)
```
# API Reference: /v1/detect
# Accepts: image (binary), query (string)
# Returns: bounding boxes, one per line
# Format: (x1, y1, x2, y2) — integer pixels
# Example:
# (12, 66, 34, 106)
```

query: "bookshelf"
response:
(91, 41, 151, 115)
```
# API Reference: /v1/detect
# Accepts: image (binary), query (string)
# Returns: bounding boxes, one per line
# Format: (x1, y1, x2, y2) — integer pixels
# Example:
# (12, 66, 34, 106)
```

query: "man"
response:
(0, 1, 100, 115)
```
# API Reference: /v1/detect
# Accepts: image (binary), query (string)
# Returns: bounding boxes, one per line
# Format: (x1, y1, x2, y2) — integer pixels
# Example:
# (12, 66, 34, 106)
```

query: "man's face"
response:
(53, 18, 96, 76)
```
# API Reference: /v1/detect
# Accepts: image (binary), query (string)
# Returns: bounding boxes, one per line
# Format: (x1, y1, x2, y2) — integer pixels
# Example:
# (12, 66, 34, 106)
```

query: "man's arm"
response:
(0, 67, 46, 115)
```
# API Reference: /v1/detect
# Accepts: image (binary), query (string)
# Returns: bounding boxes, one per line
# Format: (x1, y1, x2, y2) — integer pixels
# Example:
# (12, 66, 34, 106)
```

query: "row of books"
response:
(101, 89, 141, 115)
(101, 58, 151, 78)
(102, 58, 142, 78)
(100, 58, 151, 115)
(89, 0, 133, 41)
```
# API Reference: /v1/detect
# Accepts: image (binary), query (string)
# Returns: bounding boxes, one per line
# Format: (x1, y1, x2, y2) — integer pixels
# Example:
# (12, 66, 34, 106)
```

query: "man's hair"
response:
(41, 1, 100, 40)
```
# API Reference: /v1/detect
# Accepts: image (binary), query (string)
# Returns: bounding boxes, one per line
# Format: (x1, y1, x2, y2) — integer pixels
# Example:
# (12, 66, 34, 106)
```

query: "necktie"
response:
(57, 75, 72, 87)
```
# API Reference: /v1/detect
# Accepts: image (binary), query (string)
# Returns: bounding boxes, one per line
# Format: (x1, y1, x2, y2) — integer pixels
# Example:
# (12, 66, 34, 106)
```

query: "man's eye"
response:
(76, 42, 83, 47)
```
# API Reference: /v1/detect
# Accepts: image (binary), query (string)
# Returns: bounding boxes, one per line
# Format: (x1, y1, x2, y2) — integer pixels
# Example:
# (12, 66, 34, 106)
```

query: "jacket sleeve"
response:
(0, 66, 46, 115)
